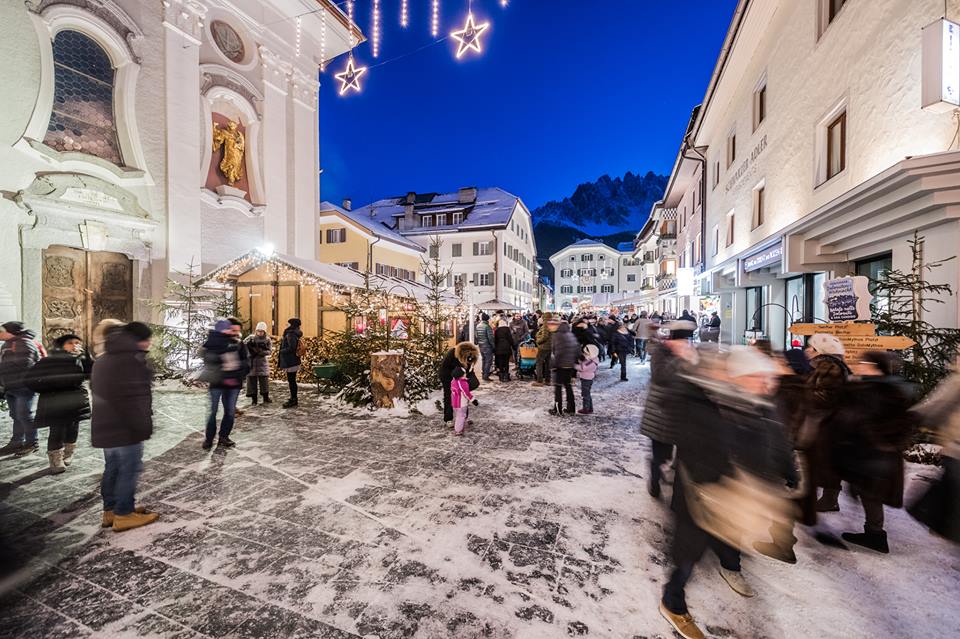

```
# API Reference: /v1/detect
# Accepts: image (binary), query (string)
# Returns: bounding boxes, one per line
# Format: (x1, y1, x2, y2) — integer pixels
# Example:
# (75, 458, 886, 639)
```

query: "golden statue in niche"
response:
(212, 120, 245, 184)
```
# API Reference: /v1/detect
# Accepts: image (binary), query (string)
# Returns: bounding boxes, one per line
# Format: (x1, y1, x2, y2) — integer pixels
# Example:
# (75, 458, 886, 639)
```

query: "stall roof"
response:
(199, 250, 459, 306)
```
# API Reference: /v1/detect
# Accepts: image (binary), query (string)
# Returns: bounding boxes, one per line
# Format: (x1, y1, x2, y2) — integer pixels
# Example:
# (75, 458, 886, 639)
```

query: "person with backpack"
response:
(244, 322, 272, 406)
(278, 318, 304, 408)
(200, 319, 250, 450)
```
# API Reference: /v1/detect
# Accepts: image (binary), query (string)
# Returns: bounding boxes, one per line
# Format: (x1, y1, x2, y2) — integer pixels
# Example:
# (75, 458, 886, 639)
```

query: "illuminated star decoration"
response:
(451, 13, 489, 59)
(335, 57, 366, 95)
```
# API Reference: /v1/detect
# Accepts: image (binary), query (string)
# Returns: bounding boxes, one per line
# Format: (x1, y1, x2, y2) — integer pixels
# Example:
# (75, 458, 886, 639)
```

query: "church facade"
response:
(0, 0, 358, 344)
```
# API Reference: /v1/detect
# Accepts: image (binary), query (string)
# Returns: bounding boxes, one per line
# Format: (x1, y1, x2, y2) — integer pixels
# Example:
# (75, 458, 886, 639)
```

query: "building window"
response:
(44, 30, 122, 165)
(694, 232, 702, 265)
(713, 160, 720, 189)
(745, 286, 765, 333)
(601, 284, 614, 293)
(726, 211, 735, 247)
(436, 214, 447, 226)
(826, 111, 846, 180)
(626, 273, 636, 282)
(581, 254, 594, 262)
(726, 132, 737, 168)
(452, 212, 463, 225)
(560, 269, 572, 278)
(473, 241, 492, 256)
(451, 243, 462, 257)
(476, 272, 492, 286)
(818, 0, 849, 37)
(753, 81, 767, 131)
(326, 228, 346, 243)
(752, 184, 765, 229)
(421, 215, 432, 227)
(561, 285, 572, 294)
(856, 252, 893, 317)
(429, 243, 439, 258)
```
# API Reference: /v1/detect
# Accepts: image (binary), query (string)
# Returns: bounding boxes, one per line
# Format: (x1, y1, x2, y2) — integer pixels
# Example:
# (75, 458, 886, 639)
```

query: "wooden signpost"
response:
(789, 322, 917, 360)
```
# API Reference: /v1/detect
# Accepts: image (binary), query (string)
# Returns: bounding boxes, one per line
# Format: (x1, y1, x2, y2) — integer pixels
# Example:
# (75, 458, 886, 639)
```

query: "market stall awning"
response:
(475, 299, 521, 311)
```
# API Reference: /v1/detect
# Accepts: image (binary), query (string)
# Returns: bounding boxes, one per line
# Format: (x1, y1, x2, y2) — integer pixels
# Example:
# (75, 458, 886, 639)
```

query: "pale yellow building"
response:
(318, 201, 425, 281)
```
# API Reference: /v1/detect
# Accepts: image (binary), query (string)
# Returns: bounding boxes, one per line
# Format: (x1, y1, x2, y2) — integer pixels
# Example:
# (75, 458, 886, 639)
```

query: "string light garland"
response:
(372, 0, 381, 58)
(294, 15, 302, 57)
(335, 57, 366, 95)
(451, 12, 489, 59)
(320, 6, 327, 71)
(401, 0, 409, 28)
(431, 0, 440, 37)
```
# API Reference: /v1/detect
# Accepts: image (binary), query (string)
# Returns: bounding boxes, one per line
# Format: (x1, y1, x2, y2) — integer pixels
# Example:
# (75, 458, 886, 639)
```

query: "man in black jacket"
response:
(91, 322, 159, 532)
(0, 321, 42, 455)
(201, 319, 250, 450)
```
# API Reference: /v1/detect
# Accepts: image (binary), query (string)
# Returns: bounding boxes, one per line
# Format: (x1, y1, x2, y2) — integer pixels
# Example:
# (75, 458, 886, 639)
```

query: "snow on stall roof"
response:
(320, 201, 424, 251)
(351, 187, 522, 233)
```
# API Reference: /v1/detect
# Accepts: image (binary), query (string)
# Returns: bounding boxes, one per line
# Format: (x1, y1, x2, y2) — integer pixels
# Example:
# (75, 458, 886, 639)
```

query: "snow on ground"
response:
(0, 358, 958, 638)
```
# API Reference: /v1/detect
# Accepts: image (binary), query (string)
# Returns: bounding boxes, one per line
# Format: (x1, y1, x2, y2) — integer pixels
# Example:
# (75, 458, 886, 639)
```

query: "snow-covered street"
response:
(1, 358, 958, 638)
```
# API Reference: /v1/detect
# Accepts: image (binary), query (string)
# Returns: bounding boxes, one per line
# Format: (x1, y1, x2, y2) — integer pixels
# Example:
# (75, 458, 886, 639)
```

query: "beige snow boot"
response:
(62, 443, 77, 466)
(47, 449, 66, 475)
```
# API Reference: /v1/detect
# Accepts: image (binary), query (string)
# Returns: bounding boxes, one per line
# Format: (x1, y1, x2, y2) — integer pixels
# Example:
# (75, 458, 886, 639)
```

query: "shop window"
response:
(745, 286, 765, 333)
(44, 30, 122, 165)
(856, 253, 892, 317)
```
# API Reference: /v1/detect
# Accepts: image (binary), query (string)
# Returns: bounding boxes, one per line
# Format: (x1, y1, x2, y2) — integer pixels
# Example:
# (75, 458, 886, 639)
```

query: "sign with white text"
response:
(823, 276, 873, 322)
(923, 19, 960, 112)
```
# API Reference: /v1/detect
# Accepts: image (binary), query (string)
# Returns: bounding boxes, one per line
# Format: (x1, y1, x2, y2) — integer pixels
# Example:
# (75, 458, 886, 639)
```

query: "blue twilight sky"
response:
(318, 0, 739, 210)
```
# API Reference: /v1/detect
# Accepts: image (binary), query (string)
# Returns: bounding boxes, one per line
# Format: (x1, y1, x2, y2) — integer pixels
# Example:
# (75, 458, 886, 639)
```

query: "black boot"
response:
(283, 399, 298, 408)
(14, 442, 39, 457)
(251, 396, 258, 406)
(262, 395, 272, 404)
(841, 530, 889, 553)
(0, 440, 23, 455)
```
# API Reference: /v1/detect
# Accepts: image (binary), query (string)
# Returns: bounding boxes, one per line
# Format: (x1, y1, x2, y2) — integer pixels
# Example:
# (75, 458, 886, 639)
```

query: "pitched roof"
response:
(350, 187, 524, 234)
(319, 201, 424, 251)
(548, 238, 621, 262)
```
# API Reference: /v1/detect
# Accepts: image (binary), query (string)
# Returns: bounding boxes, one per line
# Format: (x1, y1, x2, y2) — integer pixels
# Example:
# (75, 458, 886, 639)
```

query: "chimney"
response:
(342, 198, 352, 211)
(458, 186, 478, 204)
(403, 192, 416, 230)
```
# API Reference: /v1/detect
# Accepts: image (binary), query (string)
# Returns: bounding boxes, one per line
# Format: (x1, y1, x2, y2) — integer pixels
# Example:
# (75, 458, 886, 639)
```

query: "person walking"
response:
(91, 322, 159, 532)
(27, 334, 90, 473)
(610, 322, 634, 381)
(278, 318, 303, 408)
(439, 342, 480, 425)
(549, 321, 579, 416)
(509, 313, 529, 373)
(200, 319, 249, 450)
(634, 312, 653, 363)
(805, 333, 852, 513)
(640, 320, 697, 498)
(534, 314, 557, 385)
(244, 322, 272, 406)
(576, 344, 600, 415)
(0, 321, 43, 456)
(475, 314, 495, 382)
(494, 321, 516, 382)
(450, 366, 478, 436)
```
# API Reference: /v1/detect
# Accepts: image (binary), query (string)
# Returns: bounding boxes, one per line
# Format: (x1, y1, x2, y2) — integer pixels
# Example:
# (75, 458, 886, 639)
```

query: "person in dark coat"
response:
(493, 323, 516, 382)
(534, 315, 557, 384)
(549, 321, 579, 415)
(509, 314, 529, 373)
(831, 352, 916, 553)
(244, 321, 272, 405)
(641, 320, 697, 498)
(201, 319, 250, 449)
(0, 321, 42, 455)
(27, 334, 90, 473)
(278, 318, 303, 408)
(90, 322, 159, 532)
(610, 323, 634, 381)
(439, 342, 480, 424)
(475, 314, 495, 381)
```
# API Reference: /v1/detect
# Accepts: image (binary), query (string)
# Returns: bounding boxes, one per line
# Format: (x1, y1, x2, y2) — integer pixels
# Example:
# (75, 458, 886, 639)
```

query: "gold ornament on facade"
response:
(212, 120, 245, 184)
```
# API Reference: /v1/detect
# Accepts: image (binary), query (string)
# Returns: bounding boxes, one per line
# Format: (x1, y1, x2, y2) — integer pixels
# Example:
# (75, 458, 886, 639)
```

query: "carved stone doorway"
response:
(41, 246, 133, 346)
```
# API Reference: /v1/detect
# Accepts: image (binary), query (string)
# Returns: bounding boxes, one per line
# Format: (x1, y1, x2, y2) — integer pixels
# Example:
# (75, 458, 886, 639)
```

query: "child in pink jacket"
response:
(450, 366, 477, 435)
(575, 344, 599, 415)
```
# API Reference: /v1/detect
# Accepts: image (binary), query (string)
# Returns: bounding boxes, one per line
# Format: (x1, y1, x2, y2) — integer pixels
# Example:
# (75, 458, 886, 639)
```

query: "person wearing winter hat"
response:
(244, 322, 272, 405)
(575, 344, 600, 415)
(278, 318, 303, 408)
(200, 318, 250, 449)
(0, 321, 43, 455)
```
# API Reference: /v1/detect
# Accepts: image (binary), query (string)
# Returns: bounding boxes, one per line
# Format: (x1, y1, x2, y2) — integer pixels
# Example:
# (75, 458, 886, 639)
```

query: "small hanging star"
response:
(335, 57, 366, 95)
(451, 13, 489, 59)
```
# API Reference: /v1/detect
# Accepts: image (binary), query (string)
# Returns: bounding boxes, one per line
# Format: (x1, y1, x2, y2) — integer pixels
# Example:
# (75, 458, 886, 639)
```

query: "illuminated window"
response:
(44, 30, 122, 165)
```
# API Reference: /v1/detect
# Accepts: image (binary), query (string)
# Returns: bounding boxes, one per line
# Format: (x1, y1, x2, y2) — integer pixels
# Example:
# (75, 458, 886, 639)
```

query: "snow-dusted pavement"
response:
(1, 357, 958, 638)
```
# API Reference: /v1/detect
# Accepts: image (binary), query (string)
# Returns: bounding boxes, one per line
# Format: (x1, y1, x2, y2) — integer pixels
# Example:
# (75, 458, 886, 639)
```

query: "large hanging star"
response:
(335, 57, 366, 95)
(451, 13, 490, 59)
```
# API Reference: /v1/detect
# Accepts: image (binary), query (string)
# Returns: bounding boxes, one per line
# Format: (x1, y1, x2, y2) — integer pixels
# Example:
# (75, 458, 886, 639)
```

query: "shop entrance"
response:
(41, 246, 133, 345)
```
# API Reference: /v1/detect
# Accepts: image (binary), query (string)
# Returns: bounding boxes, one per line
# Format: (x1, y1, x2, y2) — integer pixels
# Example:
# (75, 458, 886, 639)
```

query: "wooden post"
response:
(370, 350, 404, 409)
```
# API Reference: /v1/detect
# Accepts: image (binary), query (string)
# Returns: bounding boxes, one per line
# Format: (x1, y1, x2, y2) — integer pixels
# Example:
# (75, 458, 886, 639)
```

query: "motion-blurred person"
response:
(200, 319, 250, 450)
(91, 319, 124, 359)
(494, 319, 516, 382)
(640, 320, 697, 498)
(828, 351, 916, 553)
(610, 322, 634, 381)
(91, 322, 159, 532)
(634, 312, 653, 363)
(244, 322, 272, 405)
(27, 334, 90, 473)
(549, 321, 579, 416)
(0, 321, 42, 455)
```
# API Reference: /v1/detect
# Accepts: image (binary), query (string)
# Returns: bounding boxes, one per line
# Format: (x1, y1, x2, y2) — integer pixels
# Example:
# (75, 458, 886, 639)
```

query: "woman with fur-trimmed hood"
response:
(439, 342, 480, 423)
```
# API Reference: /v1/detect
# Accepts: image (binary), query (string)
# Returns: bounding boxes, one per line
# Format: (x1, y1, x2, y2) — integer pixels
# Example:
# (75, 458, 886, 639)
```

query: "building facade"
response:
(0, 0, 357, 343)
(550, 239, 644, 312)
(317, 201, 424, 280)
(672, 0, 960, 347)
(350, 188, 538, 310)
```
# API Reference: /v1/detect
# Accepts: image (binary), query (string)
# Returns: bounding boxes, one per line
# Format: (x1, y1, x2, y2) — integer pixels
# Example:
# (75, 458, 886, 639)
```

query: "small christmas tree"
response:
(871, 232, 960, 397)
(149, 257, 233, 376)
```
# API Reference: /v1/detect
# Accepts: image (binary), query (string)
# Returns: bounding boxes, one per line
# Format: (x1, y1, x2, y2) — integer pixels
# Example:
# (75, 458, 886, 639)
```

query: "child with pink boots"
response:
(450, 366, 478, 435)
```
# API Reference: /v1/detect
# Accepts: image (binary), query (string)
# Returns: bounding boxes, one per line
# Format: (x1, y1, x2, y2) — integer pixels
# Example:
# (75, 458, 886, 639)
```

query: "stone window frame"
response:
(25, 3, 149, 183)
(814, 97, 849, 188)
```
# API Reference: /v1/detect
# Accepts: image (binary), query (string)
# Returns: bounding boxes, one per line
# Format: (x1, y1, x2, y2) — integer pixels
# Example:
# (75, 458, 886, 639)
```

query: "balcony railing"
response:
(656, 275, 677, 291)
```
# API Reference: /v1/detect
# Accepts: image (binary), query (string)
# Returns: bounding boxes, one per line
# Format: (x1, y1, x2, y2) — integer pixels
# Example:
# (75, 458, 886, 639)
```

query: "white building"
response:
(349, 188, 538, 310)
(550, 239, 644, 312)
(686, 0, 960, 347)
(0, 0, 358, 343)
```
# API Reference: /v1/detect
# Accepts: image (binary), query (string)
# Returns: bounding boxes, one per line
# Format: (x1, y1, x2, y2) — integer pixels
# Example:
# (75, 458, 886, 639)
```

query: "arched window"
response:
(43, 30, 122, 165)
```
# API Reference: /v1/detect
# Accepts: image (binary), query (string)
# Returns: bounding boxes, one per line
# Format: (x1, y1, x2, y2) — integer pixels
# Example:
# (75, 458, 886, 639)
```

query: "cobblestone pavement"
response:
(1, 358, 957, 638)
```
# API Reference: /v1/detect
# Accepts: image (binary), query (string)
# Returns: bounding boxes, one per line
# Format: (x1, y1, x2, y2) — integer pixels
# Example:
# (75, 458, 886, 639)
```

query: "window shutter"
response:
(473, 242, 479, 256)
(471, 272, 476, 285)
(489, 272, 495, 286)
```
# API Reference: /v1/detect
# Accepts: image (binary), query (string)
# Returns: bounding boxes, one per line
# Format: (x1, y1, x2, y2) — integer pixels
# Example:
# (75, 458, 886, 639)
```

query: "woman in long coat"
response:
(277, 318, 302, 408)
(244, 322, 272, 405)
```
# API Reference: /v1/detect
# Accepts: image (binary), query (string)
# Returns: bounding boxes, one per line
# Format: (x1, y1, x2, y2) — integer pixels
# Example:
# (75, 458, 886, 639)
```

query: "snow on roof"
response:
(320, 201, 424, 251)
(549, 239, 620, 261)
(350, 187, 523, 233)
